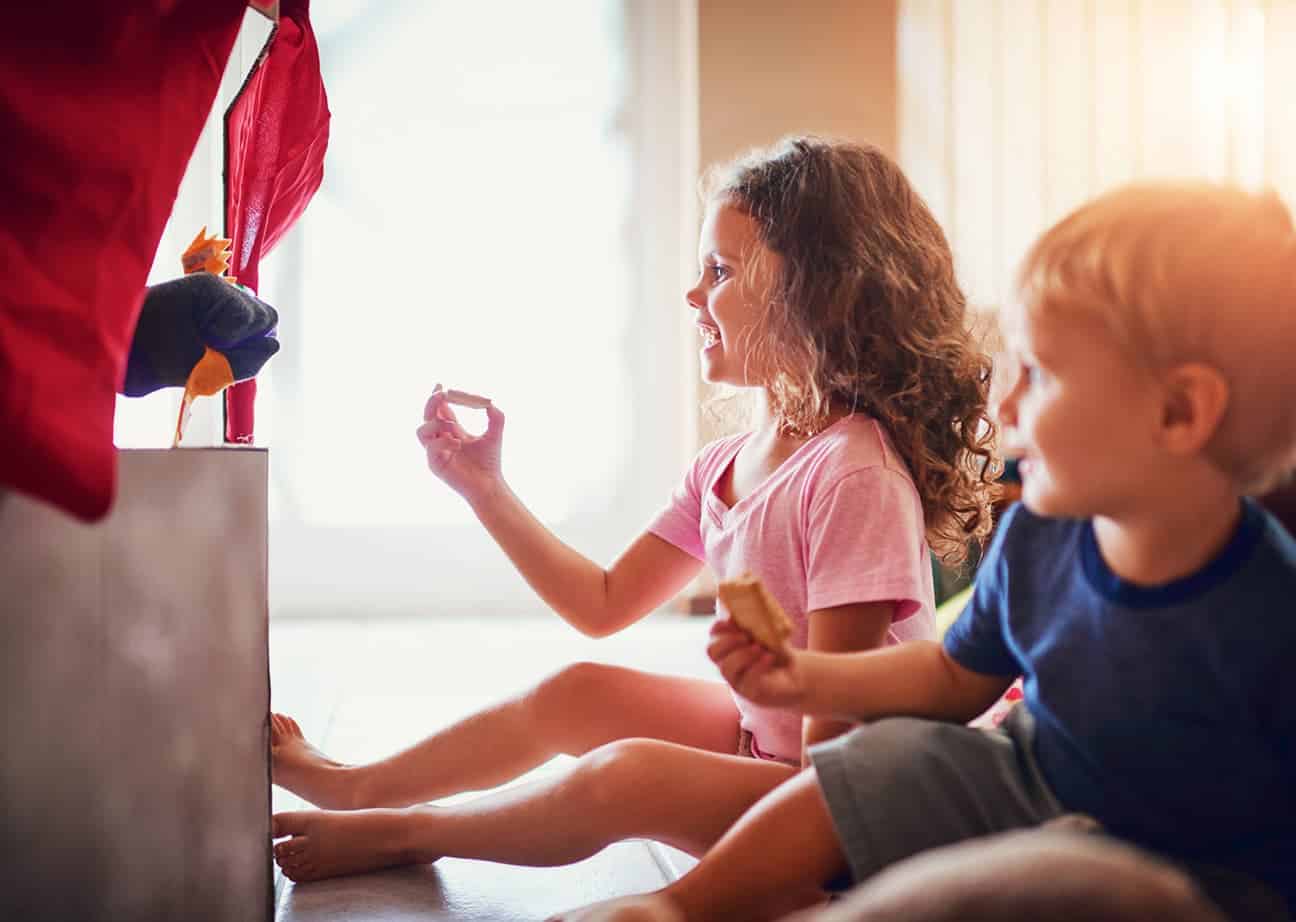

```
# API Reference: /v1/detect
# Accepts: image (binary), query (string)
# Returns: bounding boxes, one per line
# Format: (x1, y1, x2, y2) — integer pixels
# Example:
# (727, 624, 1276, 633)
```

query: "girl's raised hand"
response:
(707, 617, 807, 710)
(417, 385, 506, 506)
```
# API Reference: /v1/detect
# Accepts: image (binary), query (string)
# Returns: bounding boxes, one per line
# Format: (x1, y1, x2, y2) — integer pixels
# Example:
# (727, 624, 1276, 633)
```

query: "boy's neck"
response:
(1091, 472, 1243, 587)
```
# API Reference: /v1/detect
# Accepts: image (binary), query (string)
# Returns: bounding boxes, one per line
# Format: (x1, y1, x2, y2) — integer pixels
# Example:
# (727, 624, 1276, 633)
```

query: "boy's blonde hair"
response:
(1011, 183, 1296, 493)
(705, 137, 997, 564)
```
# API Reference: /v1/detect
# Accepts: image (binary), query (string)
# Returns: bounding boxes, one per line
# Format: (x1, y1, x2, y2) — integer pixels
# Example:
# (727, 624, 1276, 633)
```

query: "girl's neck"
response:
(752, 390, 853, 442)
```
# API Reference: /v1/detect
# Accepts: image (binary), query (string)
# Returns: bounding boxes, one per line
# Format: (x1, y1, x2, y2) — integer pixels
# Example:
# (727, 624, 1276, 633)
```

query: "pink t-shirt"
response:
(649, 415, 936, 763)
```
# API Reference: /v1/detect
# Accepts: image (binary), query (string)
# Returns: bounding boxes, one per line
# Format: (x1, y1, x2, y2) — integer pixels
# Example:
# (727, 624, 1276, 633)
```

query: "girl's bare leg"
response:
(272, 662, 742, 809)
(273, 739, 798, 883)
(553, 769, 847, 922)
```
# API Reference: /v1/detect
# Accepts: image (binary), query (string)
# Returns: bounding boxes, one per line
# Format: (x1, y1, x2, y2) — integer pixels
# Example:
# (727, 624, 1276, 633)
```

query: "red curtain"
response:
(0, 2, 247, 520)
(223, 0, 330, 443)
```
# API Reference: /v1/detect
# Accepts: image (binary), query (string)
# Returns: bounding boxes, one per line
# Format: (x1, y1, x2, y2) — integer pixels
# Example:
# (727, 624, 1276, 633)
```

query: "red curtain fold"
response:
(223, 0, 330, 443)
(0, 2, 247, 520)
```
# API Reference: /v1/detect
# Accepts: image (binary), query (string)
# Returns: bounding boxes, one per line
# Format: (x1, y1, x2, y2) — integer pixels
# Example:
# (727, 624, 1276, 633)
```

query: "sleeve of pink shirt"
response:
(805, 466, 931, 623)
(646, 441, 721, 562)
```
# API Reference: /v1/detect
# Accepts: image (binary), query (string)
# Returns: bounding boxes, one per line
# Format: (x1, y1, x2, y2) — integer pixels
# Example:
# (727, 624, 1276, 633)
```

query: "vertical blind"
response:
(899, 0, 1296, 310)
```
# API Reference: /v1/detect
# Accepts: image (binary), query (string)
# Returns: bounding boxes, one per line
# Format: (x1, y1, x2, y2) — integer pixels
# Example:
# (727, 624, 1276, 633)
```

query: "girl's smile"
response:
(685, 201, 780, 387)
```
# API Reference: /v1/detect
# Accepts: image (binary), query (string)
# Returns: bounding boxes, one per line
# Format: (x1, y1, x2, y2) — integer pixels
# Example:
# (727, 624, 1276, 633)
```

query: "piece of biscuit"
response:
(444, 388, 492, 409)
(717, 573, 792, 651)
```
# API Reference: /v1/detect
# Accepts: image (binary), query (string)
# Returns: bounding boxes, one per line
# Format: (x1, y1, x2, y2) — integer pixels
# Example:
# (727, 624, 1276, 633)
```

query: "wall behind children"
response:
(900, 0, 1296, 311)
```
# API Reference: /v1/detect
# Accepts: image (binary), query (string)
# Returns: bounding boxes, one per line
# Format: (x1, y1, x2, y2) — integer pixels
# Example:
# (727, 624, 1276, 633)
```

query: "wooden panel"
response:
(698, 0, 898, 165)
(0, 449, 271, 922)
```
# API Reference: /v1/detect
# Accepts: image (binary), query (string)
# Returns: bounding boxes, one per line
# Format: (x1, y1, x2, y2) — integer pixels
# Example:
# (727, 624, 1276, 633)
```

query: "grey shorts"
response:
(809, 707, 1065, 886)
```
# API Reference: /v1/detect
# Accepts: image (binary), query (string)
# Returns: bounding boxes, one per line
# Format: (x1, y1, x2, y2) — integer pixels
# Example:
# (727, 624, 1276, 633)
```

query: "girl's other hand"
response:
(416, 385, 506, 506)
(707, 617, 807, 710)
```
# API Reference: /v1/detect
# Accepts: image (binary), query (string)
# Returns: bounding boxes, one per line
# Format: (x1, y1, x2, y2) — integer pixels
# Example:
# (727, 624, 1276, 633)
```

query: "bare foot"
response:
(548, 894, 685, 922)
(272, 808, 437, 883)
(270, 713, 358, 809)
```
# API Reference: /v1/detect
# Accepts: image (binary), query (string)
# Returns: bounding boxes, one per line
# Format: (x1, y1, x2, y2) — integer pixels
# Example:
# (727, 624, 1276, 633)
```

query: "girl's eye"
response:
(708, 264, 729, 283)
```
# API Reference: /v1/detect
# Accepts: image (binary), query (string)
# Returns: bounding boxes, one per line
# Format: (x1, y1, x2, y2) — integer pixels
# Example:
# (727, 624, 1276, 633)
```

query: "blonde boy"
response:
(562, 183, 1296, 921)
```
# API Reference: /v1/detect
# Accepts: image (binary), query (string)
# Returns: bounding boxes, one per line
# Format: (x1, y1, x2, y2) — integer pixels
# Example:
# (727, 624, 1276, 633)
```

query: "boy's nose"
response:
(988, 354, 1020, 426)
(993, 391, 1017, 429)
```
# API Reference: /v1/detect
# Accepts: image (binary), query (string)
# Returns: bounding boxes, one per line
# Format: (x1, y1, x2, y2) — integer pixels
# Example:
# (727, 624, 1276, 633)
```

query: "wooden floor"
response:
(269, 612, 709, 921)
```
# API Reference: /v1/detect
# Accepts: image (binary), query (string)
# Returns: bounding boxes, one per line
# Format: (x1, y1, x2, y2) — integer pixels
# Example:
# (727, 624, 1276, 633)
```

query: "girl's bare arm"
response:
(471, 483, 702, 637)
(800, 601, 895, 762)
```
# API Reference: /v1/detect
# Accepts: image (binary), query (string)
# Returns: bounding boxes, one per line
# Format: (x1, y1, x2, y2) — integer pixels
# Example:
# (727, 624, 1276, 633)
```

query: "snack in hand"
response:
(717, 573, 793, 652)
(444, 388, 492, 409)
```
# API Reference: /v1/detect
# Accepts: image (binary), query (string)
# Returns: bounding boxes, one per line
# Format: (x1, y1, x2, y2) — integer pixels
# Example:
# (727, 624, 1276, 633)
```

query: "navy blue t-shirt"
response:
(945, 500, 1296, 909)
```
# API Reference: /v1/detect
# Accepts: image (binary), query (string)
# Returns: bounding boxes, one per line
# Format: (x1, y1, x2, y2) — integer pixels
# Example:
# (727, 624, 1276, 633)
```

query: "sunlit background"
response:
(117, 0, 1295, 617)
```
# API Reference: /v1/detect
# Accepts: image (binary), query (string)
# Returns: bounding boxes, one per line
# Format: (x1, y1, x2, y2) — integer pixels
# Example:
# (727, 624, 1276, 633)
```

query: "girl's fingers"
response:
(424, 387, 447, 422)
(426, 435, 462, 469)
(416, 420, 469, 445)
(434, 418, 468, 439)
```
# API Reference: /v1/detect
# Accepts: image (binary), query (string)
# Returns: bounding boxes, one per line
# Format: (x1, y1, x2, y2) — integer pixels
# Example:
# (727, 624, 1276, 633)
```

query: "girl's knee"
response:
(528, 669, 624, 752)
(527, 661, 611, 731)
(531, 661, 612, 711)
(569, 738, 669, 812)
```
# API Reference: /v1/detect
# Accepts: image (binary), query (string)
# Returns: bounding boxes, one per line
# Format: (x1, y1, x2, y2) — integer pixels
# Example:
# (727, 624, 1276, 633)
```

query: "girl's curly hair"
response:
(707, 136, 998, 564)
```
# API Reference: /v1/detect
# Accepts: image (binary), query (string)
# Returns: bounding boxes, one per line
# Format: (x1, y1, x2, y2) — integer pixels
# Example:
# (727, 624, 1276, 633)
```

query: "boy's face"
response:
(995, 305, 1165, 519)
(686, 201, 780, 387)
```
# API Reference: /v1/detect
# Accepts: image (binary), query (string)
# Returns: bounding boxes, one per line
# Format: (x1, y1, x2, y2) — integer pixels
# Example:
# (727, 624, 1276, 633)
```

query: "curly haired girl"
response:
(268, 137, 996, 896)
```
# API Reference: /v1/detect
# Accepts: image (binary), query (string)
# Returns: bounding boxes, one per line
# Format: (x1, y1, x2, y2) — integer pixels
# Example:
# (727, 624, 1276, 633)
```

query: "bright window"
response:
(257, 1, 692, 613)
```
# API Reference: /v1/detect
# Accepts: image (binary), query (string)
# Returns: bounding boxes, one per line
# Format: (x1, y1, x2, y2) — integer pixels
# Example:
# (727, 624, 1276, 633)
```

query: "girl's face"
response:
(686, 201, 781, 387)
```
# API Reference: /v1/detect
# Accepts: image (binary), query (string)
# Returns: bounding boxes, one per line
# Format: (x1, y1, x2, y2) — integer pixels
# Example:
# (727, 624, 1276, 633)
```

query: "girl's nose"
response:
(685, 284, 705, 311)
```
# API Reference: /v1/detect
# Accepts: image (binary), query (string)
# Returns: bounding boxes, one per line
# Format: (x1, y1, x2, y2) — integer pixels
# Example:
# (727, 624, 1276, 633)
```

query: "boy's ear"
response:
(1159, 363, 1229, 455)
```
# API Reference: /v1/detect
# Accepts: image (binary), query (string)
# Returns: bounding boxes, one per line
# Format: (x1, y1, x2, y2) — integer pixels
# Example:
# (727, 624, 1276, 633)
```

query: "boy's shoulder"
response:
(1245, 503, 1296, 593)
(991, 502, 1087, 561)
(994, 499, 1296, 605)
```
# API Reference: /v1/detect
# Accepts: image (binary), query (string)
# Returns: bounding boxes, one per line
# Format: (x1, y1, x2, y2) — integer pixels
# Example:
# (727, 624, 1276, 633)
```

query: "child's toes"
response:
(274, 839, 307, 861)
